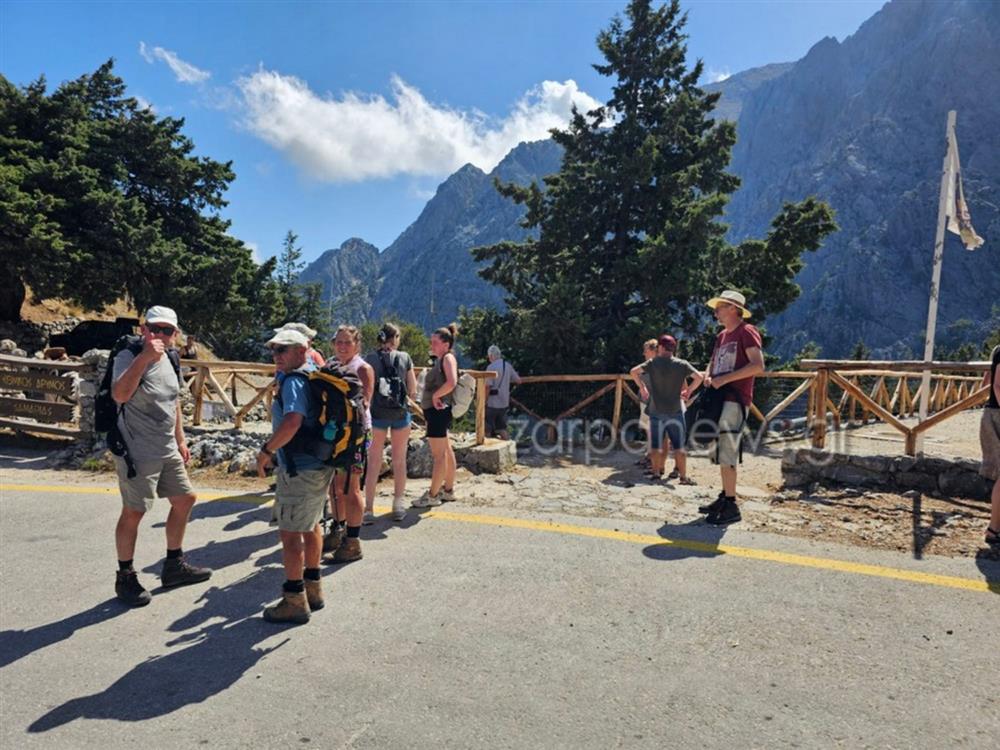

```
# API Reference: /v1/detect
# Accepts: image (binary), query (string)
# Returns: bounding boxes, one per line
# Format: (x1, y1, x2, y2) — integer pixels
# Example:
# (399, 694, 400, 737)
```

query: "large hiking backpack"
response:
(281, 363, 368, 474)
(372, 350, 407, 412)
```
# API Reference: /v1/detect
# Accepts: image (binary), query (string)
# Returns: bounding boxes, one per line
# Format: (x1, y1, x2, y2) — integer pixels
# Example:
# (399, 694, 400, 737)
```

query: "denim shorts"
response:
(648, 412, 686, 451)
(371, 412, 412, 431)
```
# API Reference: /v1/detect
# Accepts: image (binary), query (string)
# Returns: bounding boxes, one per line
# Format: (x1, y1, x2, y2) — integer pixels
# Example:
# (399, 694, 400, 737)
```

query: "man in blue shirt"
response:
(256, 328, 334, 625)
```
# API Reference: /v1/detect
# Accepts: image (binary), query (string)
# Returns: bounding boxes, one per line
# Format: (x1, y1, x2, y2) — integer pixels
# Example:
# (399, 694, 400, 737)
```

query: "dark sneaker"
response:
(698, 491, 727, 515)
(161, 557, 212, 588)
(115, 570, 151, 607)
(706, 499, 741, 526)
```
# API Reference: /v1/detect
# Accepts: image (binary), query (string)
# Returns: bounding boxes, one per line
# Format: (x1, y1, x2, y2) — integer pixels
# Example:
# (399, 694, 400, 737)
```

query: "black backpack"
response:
(95, 335, 182, 434)
(684, 384, 730, 449)
(372, 350, 407, 412)
(280, 363, 368, 476)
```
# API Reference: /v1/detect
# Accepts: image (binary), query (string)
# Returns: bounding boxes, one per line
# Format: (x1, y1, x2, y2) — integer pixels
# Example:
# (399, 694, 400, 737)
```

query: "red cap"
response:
(658, 334, 677, 351)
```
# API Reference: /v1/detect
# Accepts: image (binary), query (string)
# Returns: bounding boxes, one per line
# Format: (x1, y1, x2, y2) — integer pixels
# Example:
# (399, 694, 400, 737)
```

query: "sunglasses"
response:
(148, 324, 176, 336)
(270, 345, 290, 355)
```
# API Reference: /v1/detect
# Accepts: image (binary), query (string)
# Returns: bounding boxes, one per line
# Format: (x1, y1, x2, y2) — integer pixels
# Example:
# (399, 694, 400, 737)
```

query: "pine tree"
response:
(468, 0, 836, 374)
(273, 229, 325, 337)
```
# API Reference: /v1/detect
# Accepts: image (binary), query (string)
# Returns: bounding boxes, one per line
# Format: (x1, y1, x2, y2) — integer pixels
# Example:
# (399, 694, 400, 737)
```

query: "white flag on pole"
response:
(944, 132, 984, 251)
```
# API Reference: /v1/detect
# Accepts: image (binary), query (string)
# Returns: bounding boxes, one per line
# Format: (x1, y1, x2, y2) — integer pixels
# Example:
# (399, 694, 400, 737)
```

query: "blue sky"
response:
(2, 0, 885, 265)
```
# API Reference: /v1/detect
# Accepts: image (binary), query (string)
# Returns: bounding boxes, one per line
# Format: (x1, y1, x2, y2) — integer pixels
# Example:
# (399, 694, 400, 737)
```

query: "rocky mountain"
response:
(304, 0, 999, 358)
(297, 237, 380, 325)
(722, 0, 1000, 357)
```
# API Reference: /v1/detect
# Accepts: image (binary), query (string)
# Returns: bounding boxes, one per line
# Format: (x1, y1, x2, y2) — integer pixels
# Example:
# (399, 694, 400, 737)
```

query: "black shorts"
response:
(486, 406, 508, 434)
(425, 406, 453, 438)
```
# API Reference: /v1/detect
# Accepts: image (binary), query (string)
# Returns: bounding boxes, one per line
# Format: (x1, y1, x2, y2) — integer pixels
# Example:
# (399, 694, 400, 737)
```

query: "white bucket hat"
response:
(144, 305, 179, 328)
(706, 290, 752, 319)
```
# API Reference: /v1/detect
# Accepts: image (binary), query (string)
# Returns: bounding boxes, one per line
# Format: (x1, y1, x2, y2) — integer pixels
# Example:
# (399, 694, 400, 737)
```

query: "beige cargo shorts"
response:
(275, 465, 335, 532)
(114, 454, 194, 512)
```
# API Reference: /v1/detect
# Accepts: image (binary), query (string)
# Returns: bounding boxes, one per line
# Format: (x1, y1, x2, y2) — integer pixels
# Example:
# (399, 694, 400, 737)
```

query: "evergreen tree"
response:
(272, 229, 325, 336)
(468, 0, 836, 374)
(0, 61, 282, 359)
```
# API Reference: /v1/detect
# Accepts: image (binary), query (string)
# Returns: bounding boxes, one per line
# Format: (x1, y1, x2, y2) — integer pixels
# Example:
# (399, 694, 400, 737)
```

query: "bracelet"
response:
(260, 445, 273, 456)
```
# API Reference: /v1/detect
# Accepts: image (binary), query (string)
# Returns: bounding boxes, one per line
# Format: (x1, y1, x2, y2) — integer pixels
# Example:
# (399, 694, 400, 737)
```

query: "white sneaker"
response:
(362, 511, 376, 526)
(411, 491, 442, 508)
(391, 498, 407, 522)
(440, 487, 457, 503)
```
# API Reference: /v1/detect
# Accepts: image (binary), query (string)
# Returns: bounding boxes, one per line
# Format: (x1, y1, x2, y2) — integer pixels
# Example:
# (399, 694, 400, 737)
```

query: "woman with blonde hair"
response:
(412, 323, 459, 508)
(322, 325, 374, 563)
(364, 323, 417, 523)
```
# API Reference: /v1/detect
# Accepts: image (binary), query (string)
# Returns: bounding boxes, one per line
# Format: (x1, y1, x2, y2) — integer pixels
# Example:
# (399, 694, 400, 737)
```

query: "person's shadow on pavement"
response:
(974, 546, 1000, 594)
(27, 570, 290, 733)
(641, 518, 729, 562)
(0, 598, 127, 669)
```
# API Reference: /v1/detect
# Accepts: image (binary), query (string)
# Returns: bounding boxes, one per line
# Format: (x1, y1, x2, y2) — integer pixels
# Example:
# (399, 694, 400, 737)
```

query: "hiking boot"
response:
(161, 557, 212, 588)
(440, 487, 457, 503)
(322, 525, 345, 554)
(115, 570, 151, 607)
(392, 497, 407, 522)
(698, 491, 727, 515)
(706, 498, 742, 526)
(325, 537, 363, 564)
(262, 590, 310, 625)
(304, 579, 325, 611)
(411, 491, 442, 508)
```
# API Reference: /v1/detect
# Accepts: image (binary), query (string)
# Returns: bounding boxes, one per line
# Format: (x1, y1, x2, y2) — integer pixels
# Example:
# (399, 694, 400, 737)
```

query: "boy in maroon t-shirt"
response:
(696, 290, 765, 525)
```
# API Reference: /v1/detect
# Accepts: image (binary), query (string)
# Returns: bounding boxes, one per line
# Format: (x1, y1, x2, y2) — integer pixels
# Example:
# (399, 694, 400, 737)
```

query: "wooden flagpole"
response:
(916, 110, 957, 454)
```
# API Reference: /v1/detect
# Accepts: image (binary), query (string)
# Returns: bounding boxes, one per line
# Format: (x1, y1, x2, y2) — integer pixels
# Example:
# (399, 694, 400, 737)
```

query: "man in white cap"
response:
(256, 327, 334, 625)
(696, 290, 765, 525)
(111, 306, 211, 607)
(275, 322, 325, 367)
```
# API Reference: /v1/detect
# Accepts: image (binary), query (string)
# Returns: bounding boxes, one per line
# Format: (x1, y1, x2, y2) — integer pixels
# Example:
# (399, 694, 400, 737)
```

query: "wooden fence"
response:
(0, 353, 92, 438)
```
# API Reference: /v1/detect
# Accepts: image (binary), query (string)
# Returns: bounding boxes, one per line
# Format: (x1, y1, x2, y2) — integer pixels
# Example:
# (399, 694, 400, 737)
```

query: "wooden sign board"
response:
(0, 369, 75, 396)
(0, 396, 75, 424)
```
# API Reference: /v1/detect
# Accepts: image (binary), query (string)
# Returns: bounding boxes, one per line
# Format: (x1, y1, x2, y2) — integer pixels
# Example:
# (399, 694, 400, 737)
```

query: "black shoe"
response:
(115, 570, 151, 607)
(706, 499, 741, 526)
(698, 491, 726, 515)
(161, 557, 212, 588)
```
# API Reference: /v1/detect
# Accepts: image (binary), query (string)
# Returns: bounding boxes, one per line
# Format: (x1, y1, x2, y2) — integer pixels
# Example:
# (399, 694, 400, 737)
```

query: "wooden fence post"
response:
(812, 368, 829, 449)
(475, 375, 487, 445)
(192, 366, 207, 426)
(611, 376, 623, 444)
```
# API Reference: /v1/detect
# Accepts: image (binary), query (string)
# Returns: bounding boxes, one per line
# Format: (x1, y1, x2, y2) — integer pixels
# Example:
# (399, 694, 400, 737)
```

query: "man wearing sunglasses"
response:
(110, 306, 211, 607)
(256, 328, 334, 625)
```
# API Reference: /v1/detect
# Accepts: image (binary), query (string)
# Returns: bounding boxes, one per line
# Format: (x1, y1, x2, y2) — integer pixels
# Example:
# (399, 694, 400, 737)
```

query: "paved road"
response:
(1, 480, 998, 749)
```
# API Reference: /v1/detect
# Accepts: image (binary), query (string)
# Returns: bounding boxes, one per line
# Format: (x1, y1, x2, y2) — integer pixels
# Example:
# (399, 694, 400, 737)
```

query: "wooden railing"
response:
(182, 360, 498, 444)
(0, 353, 93, 438)
(800, 360, 990, 454)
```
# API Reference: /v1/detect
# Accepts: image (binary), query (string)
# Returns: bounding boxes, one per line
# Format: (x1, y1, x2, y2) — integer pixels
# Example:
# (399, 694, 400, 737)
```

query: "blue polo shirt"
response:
(271, 364, 323, 471)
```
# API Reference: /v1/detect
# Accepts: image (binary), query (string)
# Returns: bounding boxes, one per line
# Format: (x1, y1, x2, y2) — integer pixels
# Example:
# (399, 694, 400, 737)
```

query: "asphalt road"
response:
(1, 479, 998, 749)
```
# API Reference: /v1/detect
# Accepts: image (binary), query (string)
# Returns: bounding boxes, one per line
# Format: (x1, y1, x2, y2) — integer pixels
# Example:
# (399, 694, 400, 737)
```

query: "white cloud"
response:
(134, 95, 156, 113)
(244, 241, 262, 264)
(139, 41, 210, 84)
(235, 70, 600, 182)
(705, 68, 731, 84)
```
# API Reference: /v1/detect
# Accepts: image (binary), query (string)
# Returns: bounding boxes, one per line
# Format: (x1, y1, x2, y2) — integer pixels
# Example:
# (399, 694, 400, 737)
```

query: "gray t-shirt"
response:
(486, 359, 520, 409)
(113, 349, 180, 461)
(640, 356, 698, 416)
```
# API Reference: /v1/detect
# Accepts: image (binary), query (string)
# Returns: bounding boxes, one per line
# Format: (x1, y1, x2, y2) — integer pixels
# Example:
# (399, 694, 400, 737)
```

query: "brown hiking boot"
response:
(325, 536, 362, 564)
(322, 525, 344, 554)
(262, 590, 310, 625)
(304, 579, 325, 611)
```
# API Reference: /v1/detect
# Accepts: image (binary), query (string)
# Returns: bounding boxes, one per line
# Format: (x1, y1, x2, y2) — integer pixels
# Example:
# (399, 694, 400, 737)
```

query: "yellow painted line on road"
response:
(1, 483, 274, 505)
(4, 483, 997, 594)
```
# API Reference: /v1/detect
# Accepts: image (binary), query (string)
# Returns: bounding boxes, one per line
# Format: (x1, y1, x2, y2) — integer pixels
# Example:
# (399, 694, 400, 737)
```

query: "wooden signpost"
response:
(0, 396, 75, 423)
(0, 370, 75, 396)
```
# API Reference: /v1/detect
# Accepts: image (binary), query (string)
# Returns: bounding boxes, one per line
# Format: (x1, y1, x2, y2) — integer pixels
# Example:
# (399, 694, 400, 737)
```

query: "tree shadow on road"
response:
(0, 598, 127, 669)
(641, 519, 729, 561)
(27, 571, 290, 733)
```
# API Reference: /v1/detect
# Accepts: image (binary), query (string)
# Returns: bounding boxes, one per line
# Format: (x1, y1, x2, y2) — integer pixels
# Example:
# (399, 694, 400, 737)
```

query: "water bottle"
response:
(323, 422, 337, 441)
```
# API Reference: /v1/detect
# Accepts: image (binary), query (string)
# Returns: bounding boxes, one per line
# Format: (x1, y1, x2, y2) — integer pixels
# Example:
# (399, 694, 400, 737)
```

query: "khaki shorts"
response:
(980, 408, 1000, 480)
(114, 454, 194, 512)
(713, 401, 747, 467)
(275, 465, 335, 533)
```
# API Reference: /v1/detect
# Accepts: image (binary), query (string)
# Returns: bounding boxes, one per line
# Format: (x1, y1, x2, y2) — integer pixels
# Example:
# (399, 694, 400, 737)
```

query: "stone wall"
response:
(781, 448, 991, 501)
